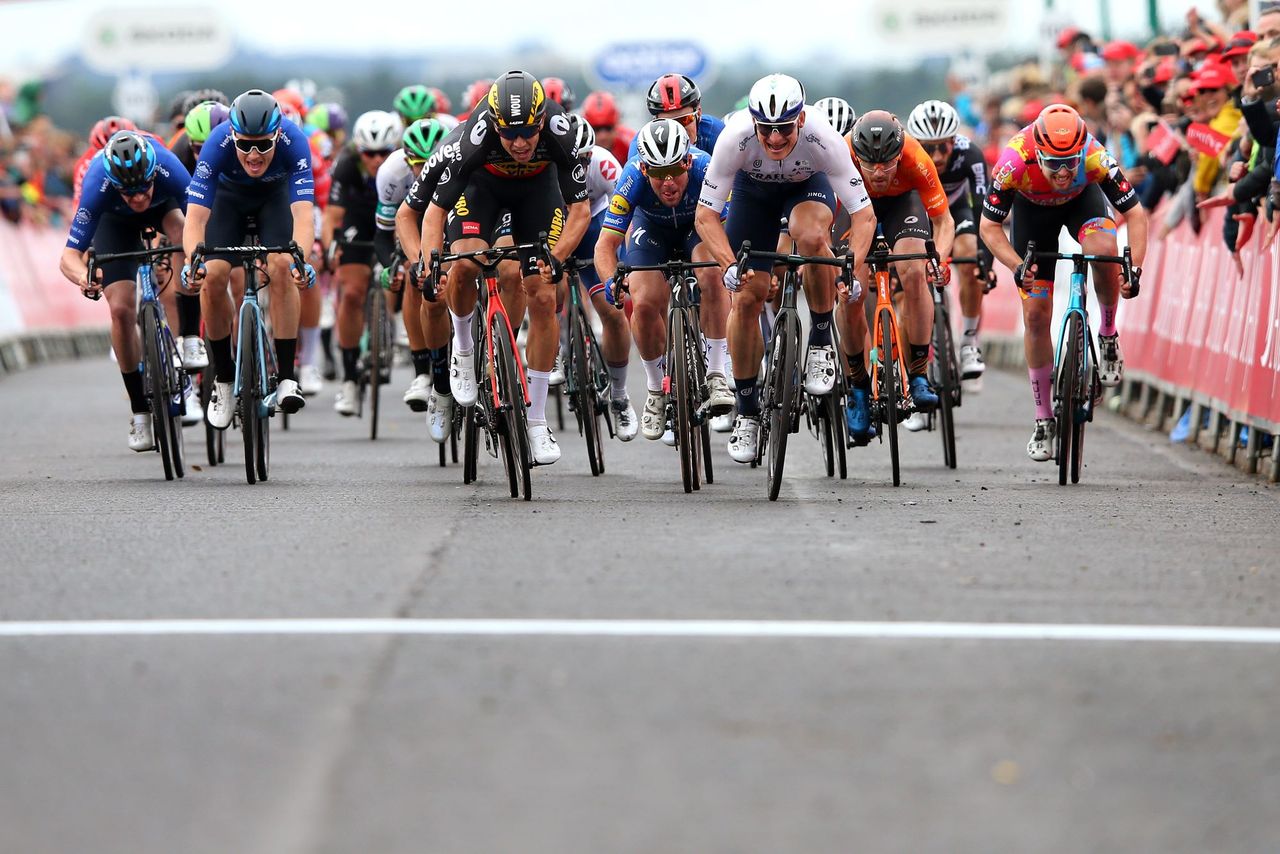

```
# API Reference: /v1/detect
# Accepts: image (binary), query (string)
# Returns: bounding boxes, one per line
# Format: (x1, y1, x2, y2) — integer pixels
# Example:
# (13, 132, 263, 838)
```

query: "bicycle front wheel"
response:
(493, 312, 532, 500)
(879, 307, 901, 487)
(238, 315, 260, 485)
(141, 304, 174, 481)
(1055, 313, 1083, 486)
(571, 305, 604, 477)
(933, 301, 958, 470)
(671, 311, 697, 494)
(368, 286, 388, 440)
(765, 312, 800, 501)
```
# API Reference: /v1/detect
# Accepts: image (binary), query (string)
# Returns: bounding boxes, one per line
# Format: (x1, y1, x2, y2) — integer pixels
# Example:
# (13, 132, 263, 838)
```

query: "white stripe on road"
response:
(0, 619, 1279, 644)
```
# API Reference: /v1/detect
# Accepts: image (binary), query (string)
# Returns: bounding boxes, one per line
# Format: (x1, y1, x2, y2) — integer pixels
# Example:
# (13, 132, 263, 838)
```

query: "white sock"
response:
(706, 337, 728, 376)
(962, 315, 980, 348)
(642, 356, 665, 392)
(527, 369, 551, 424)
(608, 363, 629, 401)
(451, 310, 475, 354)
(300, 326, 322, 367)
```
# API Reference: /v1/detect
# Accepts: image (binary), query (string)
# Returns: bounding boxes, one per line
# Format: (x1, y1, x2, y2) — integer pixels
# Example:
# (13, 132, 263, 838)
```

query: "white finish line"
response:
(1, 619, 1279, 644)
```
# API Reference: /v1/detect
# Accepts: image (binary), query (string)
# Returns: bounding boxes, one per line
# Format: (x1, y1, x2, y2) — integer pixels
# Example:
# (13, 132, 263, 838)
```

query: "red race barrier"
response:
(0, 219, 107, 335)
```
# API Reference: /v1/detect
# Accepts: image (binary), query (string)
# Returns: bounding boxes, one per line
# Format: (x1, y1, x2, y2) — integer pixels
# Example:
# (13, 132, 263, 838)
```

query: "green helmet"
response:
(402, 118, 447, 164)
(393, 84, 436, 122)
(184, 100, 227, 144)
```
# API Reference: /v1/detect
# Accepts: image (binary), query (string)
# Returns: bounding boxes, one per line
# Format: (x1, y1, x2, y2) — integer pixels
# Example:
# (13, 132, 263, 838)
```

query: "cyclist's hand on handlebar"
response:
(291, 260, 317, 289)
(535, 255, 564, 284)
(1013, 261, 1038, 289)
(78, 268, 102, 300)
(932, 259, 952, 287)
(181, 260, 206, 292)
(1121, 265, 1142, 299)
(603, 276, 626, 309)
(836, 276, 863, 304)
(723, 263, 755, 293)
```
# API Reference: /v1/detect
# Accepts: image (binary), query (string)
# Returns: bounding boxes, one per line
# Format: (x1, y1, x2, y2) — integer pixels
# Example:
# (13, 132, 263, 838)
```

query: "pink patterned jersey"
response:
(981, 126, 1137, 222)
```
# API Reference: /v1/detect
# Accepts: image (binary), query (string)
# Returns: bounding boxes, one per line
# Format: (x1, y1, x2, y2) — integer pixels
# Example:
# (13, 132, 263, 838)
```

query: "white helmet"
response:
(636, 118, 690, 168)
(814, 97, 856, 136)
(352, 110, 404, 152)
(570, 114, 595, 158)
(906, 100, 960, 142)
(748, 74, 806, 123)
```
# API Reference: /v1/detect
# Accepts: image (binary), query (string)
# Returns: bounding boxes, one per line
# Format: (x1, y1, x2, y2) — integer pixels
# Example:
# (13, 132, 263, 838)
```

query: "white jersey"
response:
(698, 105, 871, 215)
(434, 113, 460, 131)
(375, 149, 416, 231)
(585, 145, 621, 218)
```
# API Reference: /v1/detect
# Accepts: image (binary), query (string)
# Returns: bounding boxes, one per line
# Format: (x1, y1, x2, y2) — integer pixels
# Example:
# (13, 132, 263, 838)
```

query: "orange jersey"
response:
(849, 133, 949, 218)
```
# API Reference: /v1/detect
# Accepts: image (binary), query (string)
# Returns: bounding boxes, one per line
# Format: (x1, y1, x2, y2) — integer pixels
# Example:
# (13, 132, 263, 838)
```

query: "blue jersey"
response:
(626, 114, 725, 162)
(186, 118, 314, 208)
(67, 146, 191, 250)
(603, 146, 722, 234)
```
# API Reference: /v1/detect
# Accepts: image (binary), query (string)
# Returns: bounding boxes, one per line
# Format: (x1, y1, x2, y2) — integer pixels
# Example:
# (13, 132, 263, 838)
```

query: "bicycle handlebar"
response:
(189, 241, 310, 292)
(1021, 242, 1136, 297)
(84, 243, 183, 301)
(421, 232, 554, 302)
(736, 241, 851, 274)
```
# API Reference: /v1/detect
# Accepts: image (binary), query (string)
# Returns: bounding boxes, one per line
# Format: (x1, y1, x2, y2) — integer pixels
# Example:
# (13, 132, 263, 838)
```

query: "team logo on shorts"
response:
(904, 216, 920, 224)
(195, 162, 212, 180)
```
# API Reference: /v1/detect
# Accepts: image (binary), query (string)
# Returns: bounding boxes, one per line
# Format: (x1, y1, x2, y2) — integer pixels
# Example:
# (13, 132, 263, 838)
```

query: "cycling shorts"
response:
(1010, 184, 1115, 296)
(336, 207, 376, 266)
(445, 169, 565, 276)
(571, 209, 606, 292)
(870, 192, 931, 245)
(726, 173, 835, 272)
(950, 199, 978, 238)
(624, 209, 702, 269)
(93, 201, 181, 286)
(204, 181, 295, 263)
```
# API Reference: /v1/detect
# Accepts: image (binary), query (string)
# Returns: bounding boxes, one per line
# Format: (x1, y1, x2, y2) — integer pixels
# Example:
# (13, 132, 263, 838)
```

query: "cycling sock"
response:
(846, 350, 869, 385)
(909, 343, 930, 378)
(1099, 303, 1118, 337)
(429, 347, 450, 394)
(527, 369, 551, 424)
(761, 303, 777, 342)
(808, 310, 833, 347)
(341, 347, 360, 383)
(300, 326, 322, 368)
(411, 348, 432, 378)
(642, 356, 665, 392)
(176, 293, 201, 338)
(320, 327, 333, 358)
(275, 338, 297, 382)
(1029, 365, 1054, 420)
(451, 310, 475, 354)
(706, 337, 728, 376)
(961, 315, 980, 348)
(211, 335, 235, 383)
(121, 369, 147, 413)
(608, 361, 629, 401)
(735, 376, 760, 417)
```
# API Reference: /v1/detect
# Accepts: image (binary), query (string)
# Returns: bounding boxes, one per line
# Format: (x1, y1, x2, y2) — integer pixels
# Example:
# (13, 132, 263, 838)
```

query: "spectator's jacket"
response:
(1194, 101, 1243, 195)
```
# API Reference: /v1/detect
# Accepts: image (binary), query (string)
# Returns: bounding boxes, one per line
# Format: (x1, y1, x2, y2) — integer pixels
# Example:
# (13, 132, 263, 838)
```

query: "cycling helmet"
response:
(636, 119, 690, 169)
(814, 97, 856, 136)
(184, 102, 230, 144)
(89, 116, 137, 151)
(569, 114, 596, 157)
(103, 131, 158, 189)
(167, 90, 194, 122)
(464, 79, 493, 112)
(402, 118, 447, 163)
(393, 85, 435, 122)
(906, 100, 960, 142)
(646, 74, 701, 116)
(428, 87, 452, 115)
(542, 77, 576, 111)
(307, 102, 347, 134)
(486, 70, 546, 129)
(273, 88, 307, 118)
(182, 88, 228, 116)
(352, 110, 404, 152)
(1033, 103, 1088, 157)
(748, 74, 806, 123)
(851, 110, 906, 163)
(581, 91, 620, 128)
(229, 89, 283, 136)
(284, 78, 316, 106)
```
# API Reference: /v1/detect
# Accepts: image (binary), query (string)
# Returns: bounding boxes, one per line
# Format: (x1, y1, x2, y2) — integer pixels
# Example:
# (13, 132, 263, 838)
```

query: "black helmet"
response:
(229, 89, 282, 136)
(182, 88, 229, 115)
(851, 110, 905, 164)
(167, 90, 195, 122)
(486, 70, 546, 129)
(103, 131, 158, 190)
(646, 74, 701, 116)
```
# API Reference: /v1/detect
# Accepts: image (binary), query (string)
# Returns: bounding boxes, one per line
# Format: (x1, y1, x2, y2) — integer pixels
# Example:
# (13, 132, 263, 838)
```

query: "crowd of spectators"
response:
(0, 80, 79, 227)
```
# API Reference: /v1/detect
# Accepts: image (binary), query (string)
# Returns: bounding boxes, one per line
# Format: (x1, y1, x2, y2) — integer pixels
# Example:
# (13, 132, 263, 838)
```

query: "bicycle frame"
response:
(867, 237, 938, 409)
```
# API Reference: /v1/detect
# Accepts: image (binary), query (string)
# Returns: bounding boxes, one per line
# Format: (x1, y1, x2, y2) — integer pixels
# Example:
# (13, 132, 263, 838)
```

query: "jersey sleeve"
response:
(404, 124, 465, 213)
(328, 153, 356, 209)
(280, 124, 315, 205)
(186, 124, 231, 209)
(981, 144, 1022, 222)
(813, 118, 871, 214)
(66, 160, 109, 249)
(602, 161, 643, 234)
(546, 105, 589, 205)
(962, 141, 989, 199)
(376, 152, 407, 231)
(152, 146, 192, 209)
(698, 114, 751, 211)
(904, 136, 949, 218)
(430, 105, 490, 210)
(1089, 143, 1140, 213)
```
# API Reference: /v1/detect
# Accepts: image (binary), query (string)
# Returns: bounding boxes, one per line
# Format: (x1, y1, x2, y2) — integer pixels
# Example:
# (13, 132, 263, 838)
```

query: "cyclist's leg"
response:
(787, 178, 838, 344)
(1070, 186, 1123, 384)
(1012, 196, 1062, 424)
(443, 183, 498, 358)
(94, 216, 146, 411)
(725, 175, 785, 422)
(951, 200, 984, 350)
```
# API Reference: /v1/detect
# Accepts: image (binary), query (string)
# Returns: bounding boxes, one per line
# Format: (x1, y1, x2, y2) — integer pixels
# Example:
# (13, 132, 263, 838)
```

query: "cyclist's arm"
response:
(846, 205, 876, 274)
(290, 201, 315, 252)
(420, 202, 449, 265)
(1095, 149, 1147, 268)
(373, 228, 397, 269)
(1125, 203, 1149, 270)
(594, 227, 625, 283)
(695, 122, 744, 270)
(552, 199, 590, 262)
(59, 246, 89, 288)
(396, 201, 423, 264)
(930, 206, 956, 264)
(183, 203, 210, 259)
(322, 202, 342, 253)
(695, 204, 735, 269)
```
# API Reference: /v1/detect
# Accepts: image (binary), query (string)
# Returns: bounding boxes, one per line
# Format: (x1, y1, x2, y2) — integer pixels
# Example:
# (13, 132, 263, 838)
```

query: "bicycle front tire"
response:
(493, 312, 532, 500)
(140, 304, 174, 481)
(879, 307, 901, 487)
(933, 301, 958, 470)
(766, 312, 800, 501)
(571, 305, 604, 477)
(238, 315, 260, 485)
(1056, 313, 1083, 487)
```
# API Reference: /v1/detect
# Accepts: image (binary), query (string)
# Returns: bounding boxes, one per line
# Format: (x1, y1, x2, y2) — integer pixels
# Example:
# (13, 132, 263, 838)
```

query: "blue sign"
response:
(590, 41, 710, 90)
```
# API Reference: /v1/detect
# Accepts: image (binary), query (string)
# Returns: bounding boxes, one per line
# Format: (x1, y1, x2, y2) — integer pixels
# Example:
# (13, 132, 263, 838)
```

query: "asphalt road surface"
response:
(2, 356, 1278, 854)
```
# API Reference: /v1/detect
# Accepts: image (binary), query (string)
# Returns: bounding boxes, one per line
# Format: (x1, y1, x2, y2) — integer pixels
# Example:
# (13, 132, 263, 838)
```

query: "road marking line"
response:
(0, 619, 1279, 644)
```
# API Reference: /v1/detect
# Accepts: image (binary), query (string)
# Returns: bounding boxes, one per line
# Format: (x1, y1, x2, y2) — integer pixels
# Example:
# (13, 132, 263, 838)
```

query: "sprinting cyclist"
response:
(626, 74, 724, 159)
(695, 73, 875, 463)
(979, 103, 1147, 461)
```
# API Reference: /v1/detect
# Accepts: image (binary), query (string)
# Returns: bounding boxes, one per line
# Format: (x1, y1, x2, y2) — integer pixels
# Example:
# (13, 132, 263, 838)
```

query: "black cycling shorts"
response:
(950, 199, 978, 238)
(93, 201, 181, 286)
(336, 206, 377, 266)
(726, 172, 836, 272)
(445, 168, 564, 276)
(204, 181, 294, 262)
(1008, 183, 1116, 262)
(871, 192, 931, 245)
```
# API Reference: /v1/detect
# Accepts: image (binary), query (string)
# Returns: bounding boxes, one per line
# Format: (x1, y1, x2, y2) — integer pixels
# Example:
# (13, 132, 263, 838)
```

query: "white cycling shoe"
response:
(711, 411, 735, 433)
(206, 381, 234, 430)
(181, 387, 203, 426)
(706, 373, 735, 415)
(611, 398, 638, 442)
(1098, 334, 1123, 387)
(642, 391, 667, 440)
(180, 336, 208, 371)
(548, 351, 566, 387)
(276, 379, 305, 414)
(803, 345, 837, 395)
(528, 423, 561, 465)
(403, 374, 432, 412)
(450, 350, 478, 407)
(904, 411, 928, 433)
(1027, 418, 1057, 462)
(728, 415, 760, 463)
(959, 344, 985, 379)
(128, 413, 154, 452)
(427, 390, 453, 443)
(334, 380, 360, 417)
(299, 364, 324, 397)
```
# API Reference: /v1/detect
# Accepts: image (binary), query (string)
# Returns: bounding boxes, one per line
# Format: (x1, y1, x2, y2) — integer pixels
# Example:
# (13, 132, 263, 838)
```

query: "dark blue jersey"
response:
(67, 145, 191, 250)
(603, 146, 721, 234)
(186, 118, 314, 208)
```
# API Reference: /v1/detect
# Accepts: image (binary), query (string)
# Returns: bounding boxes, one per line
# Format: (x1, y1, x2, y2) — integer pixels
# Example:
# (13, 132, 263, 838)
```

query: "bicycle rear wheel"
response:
(933, 301, 958, 470)
(368, 286, 388, 440)
(1056, 314, 1082, 487)
(141, 304, 174, 481)
(493, 312, 532, 500)
(879, 308, 901, 487)
(462, 404, 479, 483)
(200, 362, 220, 466)
(161, 329, 185, 479)
(238, 316, 260, 485)
(766, 313, 800, 502)
(571, 305, 604, 477)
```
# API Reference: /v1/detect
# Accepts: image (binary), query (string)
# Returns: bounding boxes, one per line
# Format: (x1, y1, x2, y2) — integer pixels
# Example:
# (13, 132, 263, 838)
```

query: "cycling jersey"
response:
(308, 129, 334, 211)
(430, 101, 587, 210)
(604, 146, 715, 235)
(327, 146, 379, 213)
(982, 126, 1138, 221)
(698, 106, 871, 216)
(186, 118, 314, 209)
(375, 149, 416, 231)
(936, 134, 988, 206)
(626, 113, 725, 161)
(403, 123, 467, 214)
(585, 145, 622, 218)
(170, 134, 198, 173)
(849, 133, 949, 218)
(67, 146, 191, 250)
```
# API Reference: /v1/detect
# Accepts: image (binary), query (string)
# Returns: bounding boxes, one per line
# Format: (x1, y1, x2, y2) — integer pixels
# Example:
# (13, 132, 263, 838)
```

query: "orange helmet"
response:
(273, 88, 307, 118)
(1032, 104, 1088, 158)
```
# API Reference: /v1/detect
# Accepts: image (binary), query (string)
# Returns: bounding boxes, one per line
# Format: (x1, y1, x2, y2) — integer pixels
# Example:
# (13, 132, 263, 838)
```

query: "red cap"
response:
(1184, 37, 1211, 56)
(1222, 31, 1258, 59)
(1020, 99, 1045, 124)
(1192, 62, 1239, 91)
(1102, 41, 1141, 62)
(1152, 57, 1177, 85)
(1057, 27, 1083, 50)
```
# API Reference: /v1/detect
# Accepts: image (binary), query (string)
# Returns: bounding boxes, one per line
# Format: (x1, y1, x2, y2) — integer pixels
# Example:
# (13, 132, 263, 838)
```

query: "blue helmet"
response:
(229, 89, 282, 136)
(103, 131, 157, 189)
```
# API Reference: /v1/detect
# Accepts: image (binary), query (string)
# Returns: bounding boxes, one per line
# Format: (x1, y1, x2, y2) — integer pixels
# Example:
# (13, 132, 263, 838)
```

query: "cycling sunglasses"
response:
(116, 182, 154, 198)
(497, 124, 541, 140)
(643, 163, 689, 181)
(755, 120, 798, 139)
(233, 134, 277, 154)
(921, 141, 953, 155)
(359, 148, 394, 158)
(1037, 151, 1081, 173)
